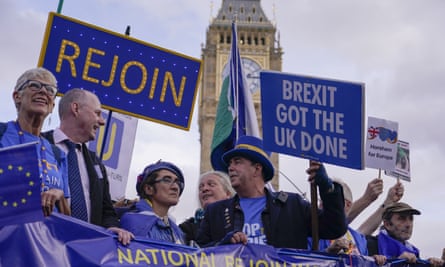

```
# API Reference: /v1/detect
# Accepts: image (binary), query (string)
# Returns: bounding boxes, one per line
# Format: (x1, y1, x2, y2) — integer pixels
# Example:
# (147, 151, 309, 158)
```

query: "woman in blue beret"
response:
(120, 160, 185, 244)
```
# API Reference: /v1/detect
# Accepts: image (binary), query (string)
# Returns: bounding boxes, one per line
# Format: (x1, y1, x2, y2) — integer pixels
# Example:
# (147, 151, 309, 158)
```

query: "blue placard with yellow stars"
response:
(0, 142, 42, 226)
(38, 12, 202, 130)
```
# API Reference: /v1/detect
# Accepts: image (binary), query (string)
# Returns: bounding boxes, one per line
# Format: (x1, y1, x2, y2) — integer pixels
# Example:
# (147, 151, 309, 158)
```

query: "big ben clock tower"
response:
(198, 0, 283, 189)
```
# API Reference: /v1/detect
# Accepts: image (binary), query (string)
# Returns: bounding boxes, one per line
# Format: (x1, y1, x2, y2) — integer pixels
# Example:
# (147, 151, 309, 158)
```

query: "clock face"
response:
(242, 57, 262, 94)
(222, 57, 262, 94)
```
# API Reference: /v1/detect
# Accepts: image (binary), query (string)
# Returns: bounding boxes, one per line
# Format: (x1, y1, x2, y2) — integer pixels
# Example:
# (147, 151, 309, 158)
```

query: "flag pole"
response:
(310, 161, 319, 250)
(57, 0, 64, 13)
(309, 160, 320, 250)
(310, 182, 319, 250)
(232, 19, 240, 141)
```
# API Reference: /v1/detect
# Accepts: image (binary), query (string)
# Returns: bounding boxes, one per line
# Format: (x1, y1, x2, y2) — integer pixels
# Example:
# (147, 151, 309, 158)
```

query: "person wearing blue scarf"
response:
(368, 202, 444, 266)
(120, 160, 185, 245)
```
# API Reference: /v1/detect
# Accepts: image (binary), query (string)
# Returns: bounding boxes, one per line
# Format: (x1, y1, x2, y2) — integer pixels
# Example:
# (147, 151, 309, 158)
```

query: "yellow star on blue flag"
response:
(0, 142, 42, 226)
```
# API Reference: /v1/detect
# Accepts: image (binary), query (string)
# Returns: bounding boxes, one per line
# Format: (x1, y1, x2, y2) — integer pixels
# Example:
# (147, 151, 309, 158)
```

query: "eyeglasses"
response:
(153, 176, 184, 190)
(18, 80, 58, 97)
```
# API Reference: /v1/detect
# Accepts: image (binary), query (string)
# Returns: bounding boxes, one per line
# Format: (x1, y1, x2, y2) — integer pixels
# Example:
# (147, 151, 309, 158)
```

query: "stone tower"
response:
(198, 0, 283, 189)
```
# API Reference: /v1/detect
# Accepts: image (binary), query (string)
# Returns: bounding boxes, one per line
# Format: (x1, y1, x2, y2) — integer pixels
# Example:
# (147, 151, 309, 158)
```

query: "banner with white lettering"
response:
(365, 116, 398, 170)
(260, 71, 365, 170)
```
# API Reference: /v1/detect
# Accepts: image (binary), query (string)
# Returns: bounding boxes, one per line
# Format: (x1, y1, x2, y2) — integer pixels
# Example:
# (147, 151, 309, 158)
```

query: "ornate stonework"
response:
(198, 0, 283, 190)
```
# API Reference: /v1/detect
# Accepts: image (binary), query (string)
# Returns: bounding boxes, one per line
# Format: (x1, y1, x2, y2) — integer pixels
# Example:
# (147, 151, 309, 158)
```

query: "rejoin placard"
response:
(260, 70, 365, 170)
(39, 12, 202, 130)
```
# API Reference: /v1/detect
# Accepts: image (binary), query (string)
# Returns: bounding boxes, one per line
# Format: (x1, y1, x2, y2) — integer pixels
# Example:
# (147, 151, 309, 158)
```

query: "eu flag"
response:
(0, 142, 43, 226)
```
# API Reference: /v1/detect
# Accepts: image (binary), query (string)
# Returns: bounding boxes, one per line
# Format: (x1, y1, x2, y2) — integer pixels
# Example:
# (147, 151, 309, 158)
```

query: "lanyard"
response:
(14, 121, 51, 174)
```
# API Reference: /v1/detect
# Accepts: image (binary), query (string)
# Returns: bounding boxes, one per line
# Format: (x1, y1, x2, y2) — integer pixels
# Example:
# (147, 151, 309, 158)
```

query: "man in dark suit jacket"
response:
(44, 88, 133, 245)
(196, 135, 347, 249)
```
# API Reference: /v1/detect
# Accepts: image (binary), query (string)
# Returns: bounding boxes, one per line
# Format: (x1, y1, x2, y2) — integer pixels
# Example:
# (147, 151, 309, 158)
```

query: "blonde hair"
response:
(199, 171, 235, 197)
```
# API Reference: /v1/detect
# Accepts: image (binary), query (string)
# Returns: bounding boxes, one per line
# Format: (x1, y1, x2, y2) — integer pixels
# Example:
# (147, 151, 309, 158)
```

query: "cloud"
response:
(1, 0, 444, 258)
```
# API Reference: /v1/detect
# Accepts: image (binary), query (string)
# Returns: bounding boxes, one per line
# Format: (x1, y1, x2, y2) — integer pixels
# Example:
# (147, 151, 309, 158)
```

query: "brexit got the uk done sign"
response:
(38, 12, 202, 130)
(260, 71, 365, 170)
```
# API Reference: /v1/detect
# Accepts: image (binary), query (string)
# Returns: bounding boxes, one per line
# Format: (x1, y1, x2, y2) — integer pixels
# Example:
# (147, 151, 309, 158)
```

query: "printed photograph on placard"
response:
(385, 140, 410, 182)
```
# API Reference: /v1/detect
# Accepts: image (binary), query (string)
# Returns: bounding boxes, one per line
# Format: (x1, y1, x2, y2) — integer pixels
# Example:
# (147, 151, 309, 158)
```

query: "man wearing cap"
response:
(196, 135, 347, 249)
(367, 202, 444, 266)
(120, 160, 186, 244)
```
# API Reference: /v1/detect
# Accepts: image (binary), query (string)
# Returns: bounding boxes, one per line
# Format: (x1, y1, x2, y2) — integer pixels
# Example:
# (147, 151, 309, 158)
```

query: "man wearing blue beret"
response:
(196, 135, 347, 249)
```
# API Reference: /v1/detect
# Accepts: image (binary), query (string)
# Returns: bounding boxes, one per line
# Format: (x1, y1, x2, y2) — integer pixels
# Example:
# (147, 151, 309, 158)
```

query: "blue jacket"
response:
(196, 184, 347, 249)
(120, 199, 185, 245)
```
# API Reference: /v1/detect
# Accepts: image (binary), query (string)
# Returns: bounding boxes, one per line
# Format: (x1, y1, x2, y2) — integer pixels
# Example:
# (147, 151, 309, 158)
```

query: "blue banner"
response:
(0, 213, 430, 266)
(38, 12, 202, 130)
(0, 142, 42, 226)
(260, 71, 365, 170)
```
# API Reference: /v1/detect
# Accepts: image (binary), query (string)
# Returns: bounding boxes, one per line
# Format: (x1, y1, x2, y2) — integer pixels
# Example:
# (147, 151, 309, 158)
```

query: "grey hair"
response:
(13, 67, 57, 110)
(58, 88, 94, 118)
(199, 170, 235, 197)
(14, 67, 57, 92)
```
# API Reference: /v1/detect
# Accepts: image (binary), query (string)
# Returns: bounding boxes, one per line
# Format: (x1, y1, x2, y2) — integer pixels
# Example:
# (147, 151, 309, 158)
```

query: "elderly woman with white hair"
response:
(179, 170, 235, 246)
(0, 67, 70, 216)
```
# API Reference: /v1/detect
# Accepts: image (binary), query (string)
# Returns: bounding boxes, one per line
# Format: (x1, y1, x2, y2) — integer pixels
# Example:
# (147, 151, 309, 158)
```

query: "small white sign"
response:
(365, 116, 398, 170)
(385, 140, 411, 182)
(88, 110, 138, 201)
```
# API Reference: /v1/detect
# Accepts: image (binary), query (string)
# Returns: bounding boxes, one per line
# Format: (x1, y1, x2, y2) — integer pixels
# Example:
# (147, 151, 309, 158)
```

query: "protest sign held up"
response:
(88, 111, 138, 200)
(385, 140, 411, 181)
(39, 12, 202, 130)
(365, 116, 399, 171)
(260, 71, 365, 170)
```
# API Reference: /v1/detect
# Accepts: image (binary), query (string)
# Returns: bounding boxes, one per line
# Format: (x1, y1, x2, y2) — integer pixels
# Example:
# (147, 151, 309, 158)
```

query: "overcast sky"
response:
(1, 0, 444, 258)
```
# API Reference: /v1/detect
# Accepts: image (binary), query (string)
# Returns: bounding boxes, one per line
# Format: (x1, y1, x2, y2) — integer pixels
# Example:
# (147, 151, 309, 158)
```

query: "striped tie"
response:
(64, 140, 88, 222)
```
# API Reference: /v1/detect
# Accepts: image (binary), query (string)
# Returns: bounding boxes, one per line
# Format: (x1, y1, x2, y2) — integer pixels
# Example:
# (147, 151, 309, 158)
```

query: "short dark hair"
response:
(139, 171, 160, 199)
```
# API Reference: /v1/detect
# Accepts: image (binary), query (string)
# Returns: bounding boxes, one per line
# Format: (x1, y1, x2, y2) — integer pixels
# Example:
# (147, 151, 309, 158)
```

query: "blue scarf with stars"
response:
(377, 228, 419, 258)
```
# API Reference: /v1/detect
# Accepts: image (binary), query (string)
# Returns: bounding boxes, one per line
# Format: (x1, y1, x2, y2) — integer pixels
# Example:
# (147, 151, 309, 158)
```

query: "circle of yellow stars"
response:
(0, 164, 35, 208)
